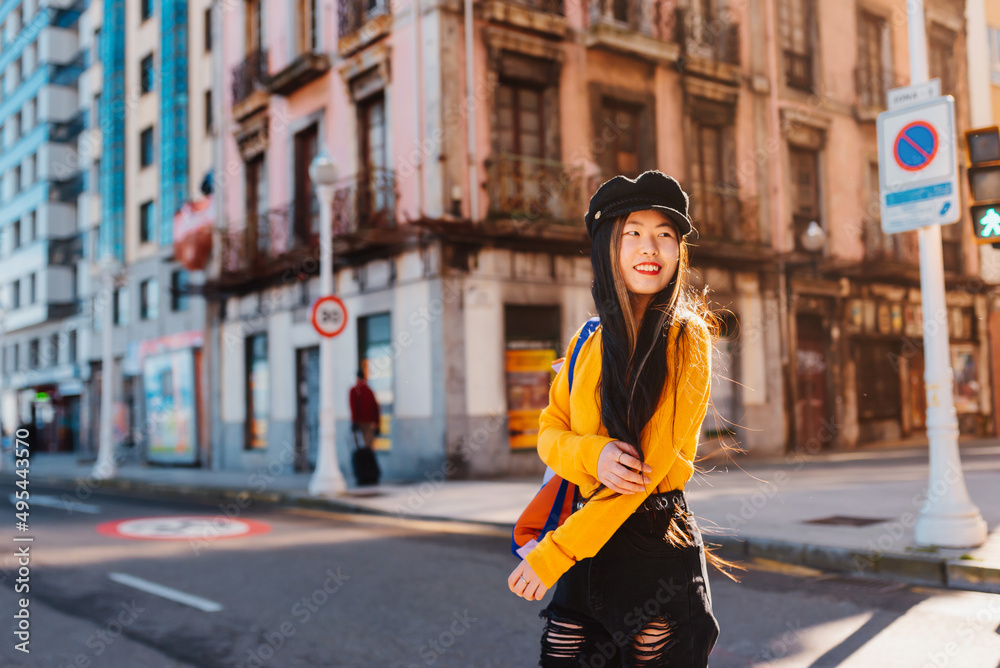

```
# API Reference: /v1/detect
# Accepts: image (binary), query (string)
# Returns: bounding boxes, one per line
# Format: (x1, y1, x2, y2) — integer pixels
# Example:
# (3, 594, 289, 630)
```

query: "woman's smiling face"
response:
(617, 209, 681, 297)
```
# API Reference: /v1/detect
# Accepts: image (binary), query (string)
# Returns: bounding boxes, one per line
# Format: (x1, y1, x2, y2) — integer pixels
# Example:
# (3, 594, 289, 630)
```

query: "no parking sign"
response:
(877, 96, 960, 234)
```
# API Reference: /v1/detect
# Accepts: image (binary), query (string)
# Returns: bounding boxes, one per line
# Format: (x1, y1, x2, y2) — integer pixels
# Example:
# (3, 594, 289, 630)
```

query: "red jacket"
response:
(350, 382, 380, 424)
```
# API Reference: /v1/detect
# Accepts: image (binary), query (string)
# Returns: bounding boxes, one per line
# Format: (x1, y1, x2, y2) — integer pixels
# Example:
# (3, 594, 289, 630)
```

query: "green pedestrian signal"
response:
(980, 208, 1000, 237)
(972, 204, 1000, 242)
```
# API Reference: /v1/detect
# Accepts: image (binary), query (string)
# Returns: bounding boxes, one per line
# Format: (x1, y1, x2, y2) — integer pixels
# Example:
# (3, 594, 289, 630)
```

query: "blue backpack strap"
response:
(568, 317, 600, 393)
(539, 478, 570, 538)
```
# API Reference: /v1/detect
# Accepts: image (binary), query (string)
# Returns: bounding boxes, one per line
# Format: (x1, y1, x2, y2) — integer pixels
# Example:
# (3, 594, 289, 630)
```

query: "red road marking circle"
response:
(96, 516, 271, 541)
(311, 295, 348, 338)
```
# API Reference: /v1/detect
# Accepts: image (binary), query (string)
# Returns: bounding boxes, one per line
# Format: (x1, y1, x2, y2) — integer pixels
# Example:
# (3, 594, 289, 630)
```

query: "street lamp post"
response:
(93, 256, 120, 480)
(308, 150, 348, 497)
(907, 0, 987, 548)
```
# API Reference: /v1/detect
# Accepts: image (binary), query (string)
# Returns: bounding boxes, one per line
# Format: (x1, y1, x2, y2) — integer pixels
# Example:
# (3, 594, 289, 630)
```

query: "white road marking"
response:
(10, 493, 100, 514)
(108, 573, 223, 612)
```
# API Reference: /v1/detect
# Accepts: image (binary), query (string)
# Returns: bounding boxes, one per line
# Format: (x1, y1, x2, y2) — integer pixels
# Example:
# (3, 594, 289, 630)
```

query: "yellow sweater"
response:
(525, 314, 713, 588)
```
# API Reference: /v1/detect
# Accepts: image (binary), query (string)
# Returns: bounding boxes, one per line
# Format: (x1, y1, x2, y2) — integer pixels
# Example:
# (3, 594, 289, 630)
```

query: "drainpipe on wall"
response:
(464, 0, 479, 223)
(413, 0, 424, 219)
(765, 0, 795, 451)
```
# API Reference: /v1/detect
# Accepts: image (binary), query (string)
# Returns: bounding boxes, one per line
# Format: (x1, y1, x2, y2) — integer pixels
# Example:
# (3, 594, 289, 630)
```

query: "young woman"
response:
(507, 171, 725, 667)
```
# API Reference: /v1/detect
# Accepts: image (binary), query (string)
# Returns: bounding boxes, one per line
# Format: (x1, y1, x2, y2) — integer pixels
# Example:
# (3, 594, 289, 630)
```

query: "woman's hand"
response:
(597, 441, 652, 494)
(508, 560, 548, 601)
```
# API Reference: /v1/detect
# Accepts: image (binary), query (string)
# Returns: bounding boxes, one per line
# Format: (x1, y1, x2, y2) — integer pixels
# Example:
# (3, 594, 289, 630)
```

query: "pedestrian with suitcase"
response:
(350, 369, 381, 486)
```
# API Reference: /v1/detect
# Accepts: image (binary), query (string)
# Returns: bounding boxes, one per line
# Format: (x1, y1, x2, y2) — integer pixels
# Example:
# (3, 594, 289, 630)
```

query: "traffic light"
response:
(965, 126, 1000, 247)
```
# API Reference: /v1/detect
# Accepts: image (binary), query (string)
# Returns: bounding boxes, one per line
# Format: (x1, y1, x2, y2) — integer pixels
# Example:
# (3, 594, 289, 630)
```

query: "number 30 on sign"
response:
(311, 296, 348, 338)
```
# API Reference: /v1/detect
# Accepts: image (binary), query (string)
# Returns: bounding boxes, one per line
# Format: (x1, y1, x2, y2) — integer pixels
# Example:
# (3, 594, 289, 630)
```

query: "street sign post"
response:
(877, 96, 960, 235)
(311, 295, 348, 339)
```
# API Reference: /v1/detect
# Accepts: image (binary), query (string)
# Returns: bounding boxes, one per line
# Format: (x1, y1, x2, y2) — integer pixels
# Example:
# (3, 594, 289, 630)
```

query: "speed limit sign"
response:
(311, 295, 348, 338)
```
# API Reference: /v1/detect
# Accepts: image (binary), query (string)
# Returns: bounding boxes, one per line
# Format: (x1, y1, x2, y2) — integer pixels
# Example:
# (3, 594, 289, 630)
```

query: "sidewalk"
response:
(7, 439, 1000, 594)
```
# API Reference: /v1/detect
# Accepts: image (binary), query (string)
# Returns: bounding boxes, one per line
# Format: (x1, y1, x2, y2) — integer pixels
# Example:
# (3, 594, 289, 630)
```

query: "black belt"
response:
(574, 489, 686, 514)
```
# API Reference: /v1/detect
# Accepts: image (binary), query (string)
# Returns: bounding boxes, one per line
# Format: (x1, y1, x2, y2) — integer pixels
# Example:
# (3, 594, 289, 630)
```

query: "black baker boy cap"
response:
(585, 170, 695, 240)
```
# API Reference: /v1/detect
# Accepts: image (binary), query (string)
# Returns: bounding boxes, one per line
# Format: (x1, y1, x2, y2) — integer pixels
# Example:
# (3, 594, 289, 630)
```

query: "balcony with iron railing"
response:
(675, 7, 740, 69)
(584, 0, 678, 62)
(218, 206, 297, 279)
(338, 0, 392, 56)
(785, 50, 813, 91)
(485, 154, 586, 228)
(332, 168, 398, 235)
(688, 182, 754, 243)
(231, 49, 270, 119)
(854, 65, 898, 121)
(481, 0, 567, 38)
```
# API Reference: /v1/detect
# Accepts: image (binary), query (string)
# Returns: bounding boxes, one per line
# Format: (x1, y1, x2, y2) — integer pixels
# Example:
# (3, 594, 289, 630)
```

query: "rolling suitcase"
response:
(351, 428, 381, 486)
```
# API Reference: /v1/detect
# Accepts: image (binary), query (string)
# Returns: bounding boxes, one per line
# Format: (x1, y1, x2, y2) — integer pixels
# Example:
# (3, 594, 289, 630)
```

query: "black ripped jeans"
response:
(538, 490, 719, 667)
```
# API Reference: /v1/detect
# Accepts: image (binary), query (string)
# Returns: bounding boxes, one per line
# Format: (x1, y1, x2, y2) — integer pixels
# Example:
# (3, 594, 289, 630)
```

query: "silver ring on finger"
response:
(519, 576, 528, 585)
(617, 451, 624, 465)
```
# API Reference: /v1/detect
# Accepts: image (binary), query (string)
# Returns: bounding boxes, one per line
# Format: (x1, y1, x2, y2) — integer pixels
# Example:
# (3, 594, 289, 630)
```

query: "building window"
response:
(170, 269, 190, 311)
(141, 0, 154, 22)
(990, 27, 1000, 85)
(11, 279, 20, 308)
(11, 344, 19, 371)
(357, 313, 392, 448)
(140, 126, 154, 167)
(857, 12, 889, 110)
(140, 278, 158, 320)
(139, 200, 154, 243)
(28, 339, 38, 369)
(93, 27, 102, 63)
(293, 123, 319, 245)
(93, 93, 100, 129)
(928, 25, 956, 97)
(245, 333, 269, 450)
(27, 211, 35, 242)
(23, 153, 34, 188)
(48, 333, 59, 367)
(296, 0, 318, 53)
(140, 54, 155, 94)
(245, 153, 268, 249)
(358, 93, 388, 220)
(204, 8, 212, 52)
(690, 107, 738, 240)
(28, 273, 35, 304)
(205, 89, 213, 134)
(13, 163, 21, 194)
(497, 83, 543, 160)
(789, 146, 822, 252)
(113, 286, 129, 326)
(12, 219, 20, 249)
(597, 100, 641, 179)
(68, 330, 77, 363)
(778, 0, 814, 90)
(245, 0, 263, 54)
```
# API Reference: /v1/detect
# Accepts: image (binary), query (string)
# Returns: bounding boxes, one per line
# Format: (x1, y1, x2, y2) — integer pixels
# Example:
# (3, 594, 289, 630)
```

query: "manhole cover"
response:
(817, 575, 907, 594)
(803, 515, 889, 527)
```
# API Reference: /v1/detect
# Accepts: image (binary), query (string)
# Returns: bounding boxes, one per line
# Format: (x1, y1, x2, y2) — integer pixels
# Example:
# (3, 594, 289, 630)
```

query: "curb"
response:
(13, 473, 1000, 595)
(712, 535, 1000, 594)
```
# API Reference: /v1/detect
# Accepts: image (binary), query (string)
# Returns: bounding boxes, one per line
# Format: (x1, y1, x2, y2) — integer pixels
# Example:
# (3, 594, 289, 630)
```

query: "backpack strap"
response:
(568, 316, 601, 393)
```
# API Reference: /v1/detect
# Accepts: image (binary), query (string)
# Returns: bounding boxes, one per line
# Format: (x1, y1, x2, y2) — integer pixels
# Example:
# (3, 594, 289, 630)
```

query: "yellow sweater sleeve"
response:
(535, 325, 615, 487)
(526, 316, 713, 589)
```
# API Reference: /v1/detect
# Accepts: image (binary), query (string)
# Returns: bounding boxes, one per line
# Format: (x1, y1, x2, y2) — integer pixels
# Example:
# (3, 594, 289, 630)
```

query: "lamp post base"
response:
(91, 459, 118, 480)
(915, 509, 989, 549)
(307, 474, 347, 498)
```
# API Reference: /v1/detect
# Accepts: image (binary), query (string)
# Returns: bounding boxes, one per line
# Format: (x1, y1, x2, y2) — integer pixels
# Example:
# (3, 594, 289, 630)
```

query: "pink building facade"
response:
(203, 0, 996, 481)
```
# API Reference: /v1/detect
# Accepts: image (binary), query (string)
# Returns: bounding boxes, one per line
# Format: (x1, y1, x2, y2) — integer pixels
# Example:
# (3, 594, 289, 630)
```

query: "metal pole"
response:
(908, 0, 987, 548)
(308, 182, 347, 496)
(92, 264, 117, 480)
(464, 0, 479, 223)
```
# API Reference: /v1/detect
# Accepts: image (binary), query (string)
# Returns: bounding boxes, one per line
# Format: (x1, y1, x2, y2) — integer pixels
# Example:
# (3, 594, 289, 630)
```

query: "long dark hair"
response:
(589, 213, 708, 469)
(588, 212, 743, 580)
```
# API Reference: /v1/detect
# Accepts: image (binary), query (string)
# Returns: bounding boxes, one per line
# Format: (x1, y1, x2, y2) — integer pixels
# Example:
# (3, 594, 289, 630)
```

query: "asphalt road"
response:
(0, 485, 998, 667)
